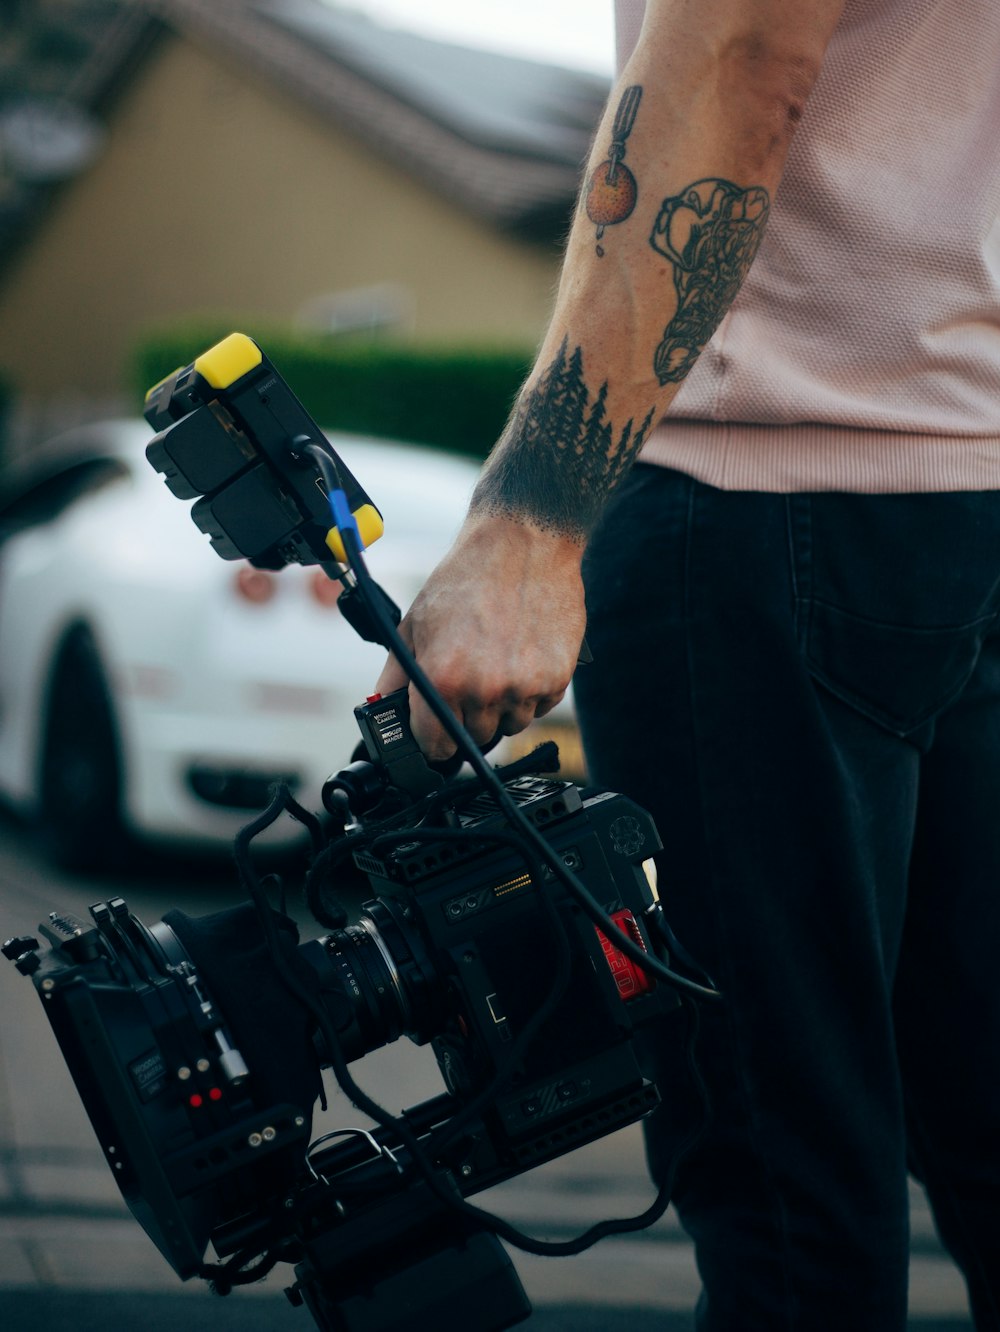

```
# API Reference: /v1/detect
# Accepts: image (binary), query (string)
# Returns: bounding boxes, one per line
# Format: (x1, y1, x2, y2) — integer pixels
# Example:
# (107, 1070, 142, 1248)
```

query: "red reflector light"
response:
(310, 568, 342, 608)
(596, 909, 655, 1000)
(234, 565, 276, 605)
(189, 1093, 204, 1108)
(209, 1087, 223, 1102)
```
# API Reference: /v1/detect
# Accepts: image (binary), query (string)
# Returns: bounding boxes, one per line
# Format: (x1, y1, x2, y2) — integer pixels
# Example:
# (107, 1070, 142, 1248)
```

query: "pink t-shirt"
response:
(616, 0, 1000, 491)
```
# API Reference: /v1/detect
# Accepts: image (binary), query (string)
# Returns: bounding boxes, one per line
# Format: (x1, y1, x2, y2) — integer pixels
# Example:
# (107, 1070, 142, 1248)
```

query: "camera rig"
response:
(5, 335, 719, 1331)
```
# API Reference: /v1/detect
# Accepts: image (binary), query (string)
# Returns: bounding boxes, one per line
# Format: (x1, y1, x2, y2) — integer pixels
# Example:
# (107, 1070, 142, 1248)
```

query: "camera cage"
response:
(4, 334, 720, 1332)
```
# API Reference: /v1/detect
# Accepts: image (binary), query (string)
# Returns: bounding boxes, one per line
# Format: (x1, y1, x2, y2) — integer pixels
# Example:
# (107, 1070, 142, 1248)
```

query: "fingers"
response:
(374, 631, 463, 760)
(367, 517, 585, 765)
(523, 690, 566, 724)
(374, 648, 409, 700)
(375, 654, 560, 762)
(406, 685, 564, 763)
(406, 685, 499, 762)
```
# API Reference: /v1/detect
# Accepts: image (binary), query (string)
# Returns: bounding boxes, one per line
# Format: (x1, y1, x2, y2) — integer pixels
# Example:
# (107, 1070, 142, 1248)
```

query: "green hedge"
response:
(130, 321, 534, 461)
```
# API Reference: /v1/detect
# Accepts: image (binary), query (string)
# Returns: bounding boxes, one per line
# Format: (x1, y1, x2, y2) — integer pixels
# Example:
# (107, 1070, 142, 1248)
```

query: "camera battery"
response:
(191, 464, 303, 563)
(146, 403, 255, 501)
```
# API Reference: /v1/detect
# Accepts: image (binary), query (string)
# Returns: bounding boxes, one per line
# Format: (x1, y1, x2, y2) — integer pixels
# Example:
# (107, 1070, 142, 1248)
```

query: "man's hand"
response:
(375, 512, 587, 760)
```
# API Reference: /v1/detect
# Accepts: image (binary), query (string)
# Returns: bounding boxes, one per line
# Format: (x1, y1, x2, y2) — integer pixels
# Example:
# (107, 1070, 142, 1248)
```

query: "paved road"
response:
(0, 813, 974, 1330)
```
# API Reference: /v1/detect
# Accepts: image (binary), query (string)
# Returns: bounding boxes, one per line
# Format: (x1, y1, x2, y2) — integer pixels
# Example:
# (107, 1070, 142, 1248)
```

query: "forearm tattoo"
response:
(470, 172, 767, 534)
(472, 337, 656, 539)
(585, 85, 642, 256)
(649, 178, 770, 384)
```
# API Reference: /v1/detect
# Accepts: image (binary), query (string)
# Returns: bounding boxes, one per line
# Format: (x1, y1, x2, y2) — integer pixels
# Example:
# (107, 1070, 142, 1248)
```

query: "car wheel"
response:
(39, 625, 128, 871)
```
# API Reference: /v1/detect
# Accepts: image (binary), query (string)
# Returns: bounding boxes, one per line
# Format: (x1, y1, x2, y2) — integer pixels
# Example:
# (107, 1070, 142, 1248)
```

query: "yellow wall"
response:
(0, 32, 561, 397)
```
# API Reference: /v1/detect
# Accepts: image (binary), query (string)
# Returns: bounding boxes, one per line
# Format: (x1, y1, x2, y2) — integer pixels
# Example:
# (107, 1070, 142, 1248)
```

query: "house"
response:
(0, 0, 608, 407)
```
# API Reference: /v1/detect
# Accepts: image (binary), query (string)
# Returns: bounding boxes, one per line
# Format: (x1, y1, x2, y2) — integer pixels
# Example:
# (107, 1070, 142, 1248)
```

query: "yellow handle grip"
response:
(325, 503, 385, 563)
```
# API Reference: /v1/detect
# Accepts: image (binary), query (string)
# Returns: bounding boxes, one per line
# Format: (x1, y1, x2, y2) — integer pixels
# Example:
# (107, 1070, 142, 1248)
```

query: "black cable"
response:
(306, 816, 577, 1118)
(282, 787, 326, 856)
(337, 519, 721, 1004)
(236, 785, 690, 1258)
(199, 1245, 282, 1295)
(239, 451, 721, 1257)
(303, 742, 560, 929)
(262, 793, 678, 1259)
(363, 822, 575, 1149)
(304, 441, 342, 497)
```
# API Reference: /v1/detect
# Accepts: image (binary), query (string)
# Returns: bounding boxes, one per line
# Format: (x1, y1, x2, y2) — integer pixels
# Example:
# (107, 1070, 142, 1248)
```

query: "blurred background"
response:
(0, 0, 601, 875)
(0, 0, 612, 455)
(0, 3, 976, 1329)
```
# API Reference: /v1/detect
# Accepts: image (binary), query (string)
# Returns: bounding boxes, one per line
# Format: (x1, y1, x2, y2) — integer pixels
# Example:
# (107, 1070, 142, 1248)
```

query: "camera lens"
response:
(306, 898, 439, 1065)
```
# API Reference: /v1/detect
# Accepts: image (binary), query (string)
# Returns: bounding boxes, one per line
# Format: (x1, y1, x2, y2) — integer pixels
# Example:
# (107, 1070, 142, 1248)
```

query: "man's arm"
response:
(377, 0, 844, 757)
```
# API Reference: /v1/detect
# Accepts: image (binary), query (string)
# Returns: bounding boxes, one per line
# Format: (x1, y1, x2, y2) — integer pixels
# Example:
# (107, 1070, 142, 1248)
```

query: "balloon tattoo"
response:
(585, 85, 643, 256)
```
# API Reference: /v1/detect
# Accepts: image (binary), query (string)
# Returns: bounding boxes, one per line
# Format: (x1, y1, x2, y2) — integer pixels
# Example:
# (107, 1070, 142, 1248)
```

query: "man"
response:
(376, 1, 1000, 1325)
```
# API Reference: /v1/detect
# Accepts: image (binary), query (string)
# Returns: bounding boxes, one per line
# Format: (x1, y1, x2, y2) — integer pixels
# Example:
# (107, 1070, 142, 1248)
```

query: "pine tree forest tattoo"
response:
(649, 178, 770, 384)
(472, 338, 656, 539)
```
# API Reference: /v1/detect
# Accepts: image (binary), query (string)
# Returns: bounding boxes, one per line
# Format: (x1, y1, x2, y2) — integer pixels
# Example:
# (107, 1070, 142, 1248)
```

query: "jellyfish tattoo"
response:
(649, 178, 770, 384)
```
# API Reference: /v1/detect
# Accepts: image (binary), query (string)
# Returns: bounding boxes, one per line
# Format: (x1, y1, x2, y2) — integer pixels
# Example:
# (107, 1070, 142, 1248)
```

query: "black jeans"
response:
(574, 464, 1000, 1331)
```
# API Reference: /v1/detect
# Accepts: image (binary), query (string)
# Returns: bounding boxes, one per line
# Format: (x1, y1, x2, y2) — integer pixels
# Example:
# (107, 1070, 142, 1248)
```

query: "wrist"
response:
(460, 505, 587, 570)
(471, 336, 656, 541)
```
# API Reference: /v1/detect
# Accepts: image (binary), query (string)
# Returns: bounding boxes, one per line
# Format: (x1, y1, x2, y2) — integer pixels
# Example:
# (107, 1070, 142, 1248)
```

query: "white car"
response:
(0, 421, 582, 870)
(0, 421, 480, 867)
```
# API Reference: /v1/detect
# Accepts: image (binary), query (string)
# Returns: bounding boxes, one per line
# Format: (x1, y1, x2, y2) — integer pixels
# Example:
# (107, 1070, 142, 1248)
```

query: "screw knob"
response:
(2, 935, 39, 963)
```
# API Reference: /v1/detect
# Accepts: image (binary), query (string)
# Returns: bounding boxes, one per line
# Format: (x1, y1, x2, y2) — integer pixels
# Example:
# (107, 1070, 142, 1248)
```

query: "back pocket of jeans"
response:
(791, 494, 1000, 737)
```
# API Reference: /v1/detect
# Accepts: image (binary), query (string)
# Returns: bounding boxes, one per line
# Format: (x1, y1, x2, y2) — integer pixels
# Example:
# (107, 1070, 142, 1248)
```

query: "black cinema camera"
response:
(4, 336, 716, 1331)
